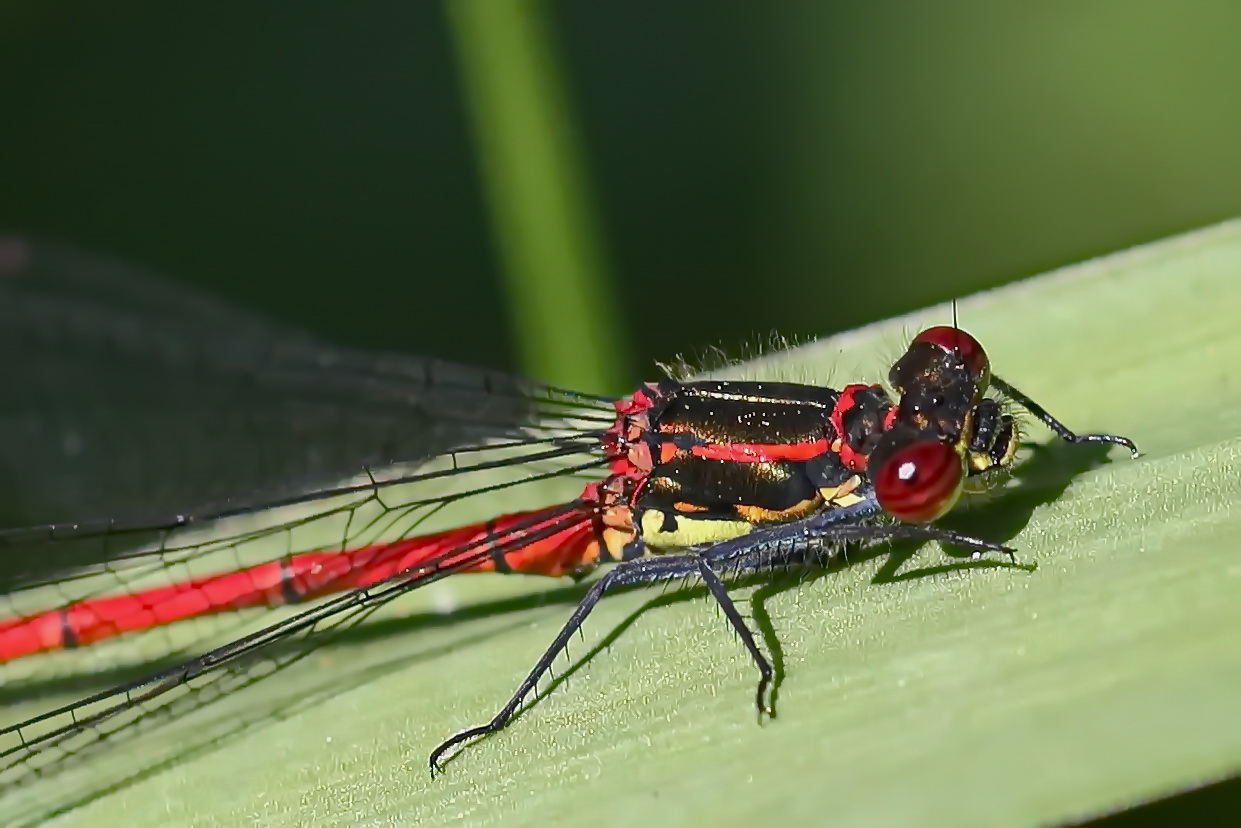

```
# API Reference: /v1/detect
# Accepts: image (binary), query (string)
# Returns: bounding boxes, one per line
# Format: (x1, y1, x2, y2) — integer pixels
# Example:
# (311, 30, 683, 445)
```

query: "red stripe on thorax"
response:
(687, 438, 831, 463)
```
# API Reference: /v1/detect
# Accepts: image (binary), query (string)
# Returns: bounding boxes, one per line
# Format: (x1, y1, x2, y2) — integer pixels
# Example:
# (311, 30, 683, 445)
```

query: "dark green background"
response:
(3, 1, 1239, 392)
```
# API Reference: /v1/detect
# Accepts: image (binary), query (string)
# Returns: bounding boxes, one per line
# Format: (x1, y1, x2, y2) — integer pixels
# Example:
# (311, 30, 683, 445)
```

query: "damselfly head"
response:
(912, 326, 991, 388)
(890, 326, 992, 398)
(872, 325, 1013, 522)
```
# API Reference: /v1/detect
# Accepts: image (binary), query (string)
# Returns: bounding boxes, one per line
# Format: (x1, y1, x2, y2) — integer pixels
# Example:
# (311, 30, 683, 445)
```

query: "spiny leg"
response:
(804, 520, 1021, 564)
(695, 503, 1018, 572)
(686, 514, 1022, 718)
(693, 558, 774, 718)
(991, 376, 1139, 458)
(429, 553, 709, 772)
(430, 501, 1024, 772)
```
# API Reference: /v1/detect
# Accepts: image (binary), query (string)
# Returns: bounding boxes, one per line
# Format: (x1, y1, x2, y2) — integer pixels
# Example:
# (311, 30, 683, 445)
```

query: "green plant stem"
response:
(444, 0, 626, 391)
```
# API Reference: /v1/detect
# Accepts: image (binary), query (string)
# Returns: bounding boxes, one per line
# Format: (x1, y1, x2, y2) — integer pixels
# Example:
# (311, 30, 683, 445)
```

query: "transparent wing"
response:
(0, 235, 615, 584)
(0, 236, 618, 808)
(0, 458, 603, 791)
(0, 235, 611, 528)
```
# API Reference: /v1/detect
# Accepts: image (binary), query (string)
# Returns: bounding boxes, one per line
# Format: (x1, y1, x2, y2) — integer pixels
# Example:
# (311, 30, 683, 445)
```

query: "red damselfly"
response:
(0, 237, 1138, 789)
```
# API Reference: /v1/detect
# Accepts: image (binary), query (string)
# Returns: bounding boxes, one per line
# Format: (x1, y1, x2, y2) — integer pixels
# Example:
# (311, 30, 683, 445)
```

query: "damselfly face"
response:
(868, 326, 1020, 522)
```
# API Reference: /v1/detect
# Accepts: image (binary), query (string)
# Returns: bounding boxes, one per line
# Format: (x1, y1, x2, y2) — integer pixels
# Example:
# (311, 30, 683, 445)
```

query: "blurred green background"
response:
(2, 1, 1239, 393)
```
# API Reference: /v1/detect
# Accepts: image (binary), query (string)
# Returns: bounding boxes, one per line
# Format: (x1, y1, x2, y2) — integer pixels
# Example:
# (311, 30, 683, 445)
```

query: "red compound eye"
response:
(913, 326, 990, 386)
(873, 439, 966, 524)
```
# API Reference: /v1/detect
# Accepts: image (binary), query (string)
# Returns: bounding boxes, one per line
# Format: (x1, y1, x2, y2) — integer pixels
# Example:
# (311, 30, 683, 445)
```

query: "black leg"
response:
(693, 558, 774, 717)
(429, 553, 708, 773)
(801, 520, 1019, 563)
(991, 375, 1140, 458)
(429, 494, 1024, 773)
(696, 497, 1016, 571)
(686, 515, 1021, 720)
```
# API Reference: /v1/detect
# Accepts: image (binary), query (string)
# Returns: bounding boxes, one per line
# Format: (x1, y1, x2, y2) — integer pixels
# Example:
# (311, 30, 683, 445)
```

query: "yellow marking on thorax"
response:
(639, 509, 753, 553)
(819, 474, 865, 508)
(638, 473, 870, 554)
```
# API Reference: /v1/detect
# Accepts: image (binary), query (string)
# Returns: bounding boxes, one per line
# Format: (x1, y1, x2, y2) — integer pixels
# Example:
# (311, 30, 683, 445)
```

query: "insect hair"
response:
(657, 330, 809, 380)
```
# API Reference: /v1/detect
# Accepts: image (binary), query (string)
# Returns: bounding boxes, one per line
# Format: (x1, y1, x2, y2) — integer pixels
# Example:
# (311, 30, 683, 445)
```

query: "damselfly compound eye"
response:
(873, 438, 966, 523)
(913, 326, 991, 387)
